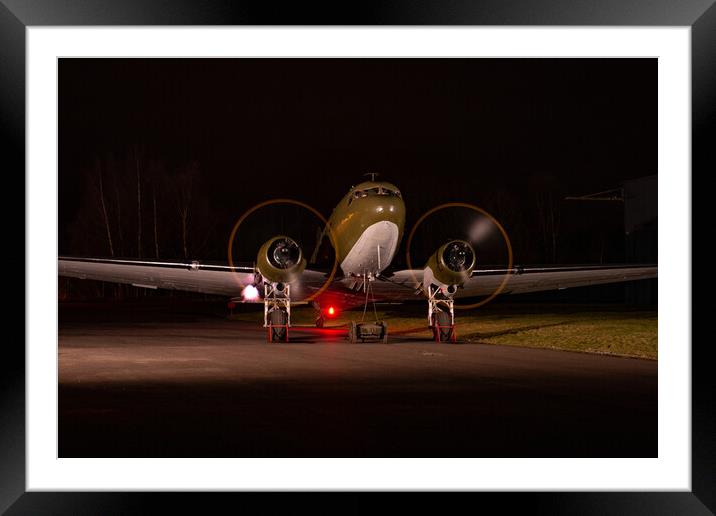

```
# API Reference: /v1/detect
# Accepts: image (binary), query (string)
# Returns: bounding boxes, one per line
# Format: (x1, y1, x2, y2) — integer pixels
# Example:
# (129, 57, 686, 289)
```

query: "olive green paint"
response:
(325, 181, 406, 265)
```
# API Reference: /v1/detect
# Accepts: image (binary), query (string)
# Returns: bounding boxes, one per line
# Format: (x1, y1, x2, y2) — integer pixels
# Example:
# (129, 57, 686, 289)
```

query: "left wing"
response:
(371, 264, 657, 300)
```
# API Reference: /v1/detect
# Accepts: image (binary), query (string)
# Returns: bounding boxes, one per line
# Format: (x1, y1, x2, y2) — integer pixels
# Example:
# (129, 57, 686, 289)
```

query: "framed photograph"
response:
(3, 0, 712, 513)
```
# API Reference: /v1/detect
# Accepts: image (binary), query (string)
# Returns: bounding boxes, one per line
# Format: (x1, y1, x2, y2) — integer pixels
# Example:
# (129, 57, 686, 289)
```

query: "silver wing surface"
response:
(58, 256, 328, 299)
(372, 264, 657, 300)
(59, 257, 656, 302)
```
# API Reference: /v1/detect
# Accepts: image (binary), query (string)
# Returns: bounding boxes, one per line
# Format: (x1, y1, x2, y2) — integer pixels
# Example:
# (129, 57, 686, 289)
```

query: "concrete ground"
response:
(59, 301, 657, 457)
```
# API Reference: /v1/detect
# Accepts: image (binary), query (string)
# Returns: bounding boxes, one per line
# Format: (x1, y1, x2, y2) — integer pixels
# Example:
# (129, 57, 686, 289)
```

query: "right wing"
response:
(59, 256, 331, 299)
(59, 257, 255, 297)
(460, 264, 658, 297)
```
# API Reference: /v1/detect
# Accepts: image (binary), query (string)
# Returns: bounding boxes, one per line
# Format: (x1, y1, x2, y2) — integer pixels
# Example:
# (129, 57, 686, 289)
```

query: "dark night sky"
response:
(59, 58, 656, 265)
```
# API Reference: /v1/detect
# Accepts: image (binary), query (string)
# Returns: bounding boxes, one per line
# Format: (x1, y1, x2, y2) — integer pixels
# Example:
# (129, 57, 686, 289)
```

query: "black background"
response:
(59, 58, 655, 269)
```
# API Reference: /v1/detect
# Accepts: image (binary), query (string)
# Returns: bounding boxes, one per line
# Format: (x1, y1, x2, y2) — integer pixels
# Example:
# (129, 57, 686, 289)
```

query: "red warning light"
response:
(328, 306, 336, 316)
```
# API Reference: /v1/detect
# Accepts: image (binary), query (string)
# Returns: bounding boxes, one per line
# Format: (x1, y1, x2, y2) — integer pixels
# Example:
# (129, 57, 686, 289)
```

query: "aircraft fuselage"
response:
(326, 180, 406, 278)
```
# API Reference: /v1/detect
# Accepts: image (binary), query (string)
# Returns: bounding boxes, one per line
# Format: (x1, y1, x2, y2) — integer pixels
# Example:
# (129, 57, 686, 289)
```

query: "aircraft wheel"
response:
(269, 309, 288, 342)
(315, 316, 325, 328)
(433, 310, 453, 342)
(382, 323, 389, 344)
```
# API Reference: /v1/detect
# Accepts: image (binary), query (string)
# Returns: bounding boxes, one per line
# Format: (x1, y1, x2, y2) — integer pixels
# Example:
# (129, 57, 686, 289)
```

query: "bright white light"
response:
(242, 285, 259, 301)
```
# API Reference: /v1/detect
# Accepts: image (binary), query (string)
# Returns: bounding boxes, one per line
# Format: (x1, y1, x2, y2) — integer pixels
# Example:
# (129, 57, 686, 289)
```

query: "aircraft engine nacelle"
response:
(256, 236, 307, 284)
(425, 239, 476, 289)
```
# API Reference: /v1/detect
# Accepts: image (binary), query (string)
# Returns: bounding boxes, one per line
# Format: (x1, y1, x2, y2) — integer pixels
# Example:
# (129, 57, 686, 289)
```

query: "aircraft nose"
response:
(366, 197, 404, 223)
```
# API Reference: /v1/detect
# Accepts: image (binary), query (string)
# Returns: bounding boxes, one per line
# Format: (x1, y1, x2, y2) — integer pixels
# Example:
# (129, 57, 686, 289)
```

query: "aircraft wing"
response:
(59, 256, 329, 299)
(59, 257, 656, 303)
(58, 257, 259, 297)
(374, 264, 657, 300)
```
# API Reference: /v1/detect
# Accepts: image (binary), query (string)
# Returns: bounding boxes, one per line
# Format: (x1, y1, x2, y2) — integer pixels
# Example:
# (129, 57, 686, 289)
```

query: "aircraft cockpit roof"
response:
(349, 181, 401, 198)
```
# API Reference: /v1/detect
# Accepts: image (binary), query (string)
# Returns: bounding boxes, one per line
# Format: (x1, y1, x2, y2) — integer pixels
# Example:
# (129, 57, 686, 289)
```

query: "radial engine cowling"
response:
(256, 236, 306, 284)
(425, 240, 476, 287)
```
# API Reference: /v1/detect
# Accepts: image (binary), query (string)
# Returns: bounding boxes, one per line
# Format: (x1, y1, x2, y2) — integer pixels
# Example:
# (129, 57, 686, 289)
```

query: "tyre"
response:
(269, 309, 288, 342)
(315, 316, 325, 328)
(433, 310, 453, 342)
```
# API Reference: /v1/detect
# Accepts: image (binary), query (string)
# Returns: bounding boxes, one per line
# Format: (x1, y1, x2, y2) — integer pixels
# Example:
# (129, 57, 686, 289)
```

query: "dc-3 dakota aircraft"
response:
(59, 177, 657, 343)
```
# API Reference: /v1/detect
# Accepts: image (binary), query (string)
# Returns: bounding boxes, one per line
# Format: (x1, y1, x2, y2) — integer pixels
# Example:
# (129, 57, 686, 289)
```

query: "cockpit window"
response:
(350, 186, 402, 201)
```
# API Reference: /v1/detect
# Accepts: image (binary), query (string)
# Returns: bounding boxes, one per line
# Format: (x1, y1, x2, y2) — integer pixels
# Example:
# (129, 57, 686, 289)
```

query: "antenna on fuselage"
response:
(364, 172, 379, 182)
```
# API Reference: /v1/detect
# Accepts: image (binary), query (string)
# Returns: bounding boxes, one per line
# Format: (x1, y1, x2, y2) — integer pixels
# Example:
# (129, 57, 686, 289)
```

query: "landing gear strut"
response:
(264, 283, 291, 342)
(427, 284, 457, 343)
(311, 301, 324, 328)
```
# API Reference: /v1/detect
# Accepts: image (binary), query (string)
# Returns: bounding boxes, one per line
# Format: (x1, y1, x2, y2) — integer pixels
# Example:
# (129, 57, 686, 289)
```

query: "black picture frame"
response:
(2, 1, 712, 513)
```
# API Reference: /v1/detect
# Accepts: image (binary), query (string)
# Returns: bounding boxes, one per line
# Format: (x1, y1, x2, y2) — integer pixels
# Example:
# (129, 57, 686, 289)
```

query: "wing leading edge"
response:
(462, 264, 657, 297)
(59, 257, 256, 297)
(374, 264, 657, 300)
(59, 257, 656, 302)
(58, 256, 330, 299)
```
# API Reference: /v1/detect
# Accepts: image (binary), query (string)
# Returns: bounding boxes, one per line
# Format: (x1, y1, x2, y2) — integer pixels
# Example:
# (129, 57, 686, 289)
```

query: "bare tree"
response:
(135, 146, 142, 258)
(67, 151, 215, 299)
(110, 156, 124, 256)
(153, 186, 160, 259)
(170, 161, 214, 260)
(535, 191, 547, 262)
(535, 190, 561, 263)
(175, 165, 195, 259)
(180, 194, 190, 260)
(96, 160, 115, 257)
(547, 191, 561, 263)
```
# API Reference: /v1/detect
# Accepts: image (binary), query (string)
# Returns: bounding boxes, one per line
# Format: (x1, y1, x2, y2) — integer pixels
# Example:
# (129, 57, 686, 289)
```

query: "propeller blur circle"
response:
(405, 202, 514, 310)
(227, 199, 338, 302)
